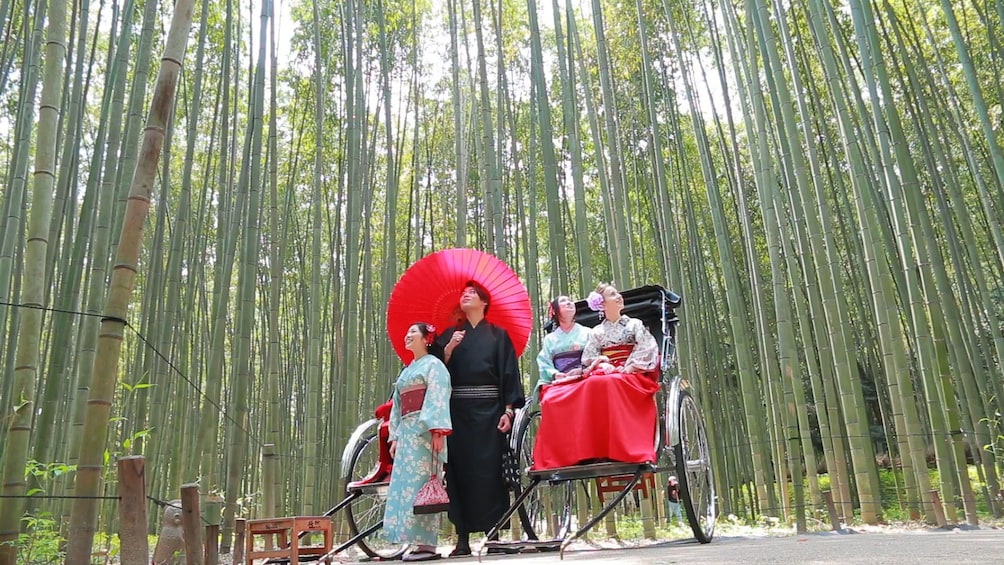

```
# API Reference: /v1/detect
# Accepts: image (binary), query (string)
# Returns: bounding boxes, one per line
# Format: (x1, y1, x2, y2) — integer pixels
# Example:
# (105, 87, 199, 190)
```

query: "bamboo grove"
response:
(0, 0, 1002, 560)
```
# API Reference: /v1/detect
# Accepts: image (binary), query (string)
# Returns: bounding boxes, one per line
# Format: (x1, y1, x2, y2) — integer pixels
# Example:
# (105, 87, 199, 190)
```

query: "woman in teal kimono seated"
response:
(384, 322, 452, 562)
(535, 295, 590, 394)
(532, 283, 660, 469)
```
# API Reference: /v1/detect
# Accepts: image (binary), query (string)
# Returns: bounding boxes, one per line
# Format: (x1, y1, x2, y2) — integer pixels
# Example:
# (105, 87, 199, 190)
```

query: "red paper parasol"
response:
(387, 248, 532, 363)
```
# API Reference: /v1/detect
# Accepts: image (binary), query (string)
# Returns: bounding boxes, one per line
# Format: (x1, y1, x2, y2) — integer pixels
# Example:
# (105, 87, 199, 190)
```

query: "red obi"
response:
(602, 344, 633, 366)
(588, 344, 658, 381)
(531, 343, 660, 470)
(399, 386, 427, 416)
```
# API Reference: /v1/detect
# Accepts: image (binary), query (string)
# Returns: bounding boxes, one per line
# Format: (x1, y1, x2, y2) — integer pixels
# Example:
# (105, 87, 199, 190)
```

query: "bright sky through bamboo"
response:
(249, 0, 729, 125)
(255, 0, 593, 75)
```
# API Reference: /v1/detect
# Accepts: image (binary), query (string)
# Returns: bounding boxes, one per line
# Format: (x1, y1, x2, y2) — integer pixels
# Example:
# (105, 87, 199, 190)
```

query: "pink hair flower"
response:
(586, 292, 604, 312)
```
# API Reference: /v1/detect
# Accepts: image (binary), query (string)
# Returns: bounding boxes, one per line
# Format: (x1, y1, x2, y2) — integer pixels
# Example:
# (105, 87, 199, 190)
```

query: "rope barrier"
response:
(148, 495, 215, 525)
(0, 494, 118, 500)
(0, 299, 262, 446)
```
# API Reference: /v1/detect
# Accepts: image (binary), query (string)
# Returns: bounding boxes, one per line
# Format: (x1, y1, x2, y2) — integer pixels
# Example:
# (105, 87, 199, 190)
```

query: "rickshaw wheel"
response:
(345, 432, 408, 559)
(672, 388, 716, 543)
(514, 407, 572, 544)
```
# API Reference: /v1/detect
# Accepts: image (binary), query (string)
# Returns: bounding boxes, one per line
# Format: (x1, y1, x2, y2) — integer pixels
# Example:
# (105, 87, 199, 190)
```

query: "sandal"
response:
(404, 550, 443, 562)
(448, 546, 472, 558)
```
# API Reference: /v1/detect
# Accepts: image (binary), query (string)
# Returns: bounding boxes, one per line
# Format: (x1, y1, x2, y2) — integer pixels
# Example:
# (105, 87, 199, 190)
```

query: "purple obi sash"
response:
(552, 350, 583, 373)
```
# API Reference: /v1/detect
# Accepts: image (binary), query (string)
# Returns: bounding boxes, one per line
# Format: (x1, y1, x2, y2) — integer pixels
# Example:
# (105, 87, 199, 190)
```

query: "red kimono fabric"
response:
(532, 363, 660, 470)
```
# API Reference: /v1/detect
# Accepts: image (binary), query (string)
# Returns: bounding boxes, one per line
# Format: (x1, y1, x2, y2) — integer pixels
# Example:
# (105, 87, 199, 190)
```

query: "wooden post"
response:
(182, 484, 205, 564)
(262, 444, 276, 518)
(929, 490, 948, 528)
(204, 524, 220, 565)
(117, 456, 149, 564)
(233, 518, 246, 565)
(823, 491, 840, 531)
(204, 495, 223, 526)
(204, 494, 222, 562)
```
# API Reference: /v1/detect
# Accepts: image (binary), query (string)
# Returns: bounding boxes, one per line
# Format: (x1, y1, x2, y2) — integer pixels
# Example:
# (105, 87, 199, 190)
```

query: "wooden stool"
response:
(595, 472, 657, 502)
(246, 516, 332, 564)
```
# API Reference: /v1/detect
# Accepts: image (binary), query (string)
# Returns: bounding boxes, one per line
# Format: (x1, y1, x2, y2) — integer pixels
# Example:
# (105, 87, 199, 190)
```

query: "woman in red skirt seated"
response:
(532, 283, 661, 470)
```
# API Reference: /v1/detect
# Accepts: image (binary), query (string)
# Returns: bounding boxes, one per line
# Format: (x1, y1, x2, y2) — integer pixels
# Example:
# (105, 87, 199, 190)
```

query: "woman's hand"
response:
(584, 356, 609, 373)
(430, 431, 445, 454)
(497, 409, 514, 433)
(389, 441, 397, 458)
(553, 370, 581, 384)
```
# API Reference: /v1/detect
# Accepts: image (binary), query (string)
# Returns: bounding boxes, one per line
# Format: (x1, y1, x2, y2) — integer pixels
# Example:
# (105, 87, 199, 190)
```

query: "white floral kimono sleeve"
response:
(624, 318, 659, 372)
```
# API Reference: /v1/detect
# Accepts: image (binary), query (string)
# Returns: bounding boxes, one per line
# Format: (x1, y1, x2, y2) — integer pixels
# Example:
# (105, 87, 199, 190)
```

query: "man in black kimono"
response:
(438, 280, 525, 556)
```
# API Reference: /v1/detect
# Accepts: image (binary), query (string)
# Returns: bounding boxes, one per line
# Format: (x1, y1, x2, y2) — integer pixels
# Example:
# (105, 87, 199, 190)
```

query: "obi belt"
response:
(602, 343, 634, 366)
(552, 350, 583, 373)
(399, 385, 426, 416)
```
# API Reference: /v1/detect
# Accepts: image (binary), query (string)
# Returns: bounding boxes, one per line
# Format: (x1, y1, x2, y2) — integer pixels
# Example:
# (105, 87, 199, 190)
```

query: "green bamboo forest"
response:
(1, 0, 1003, 561)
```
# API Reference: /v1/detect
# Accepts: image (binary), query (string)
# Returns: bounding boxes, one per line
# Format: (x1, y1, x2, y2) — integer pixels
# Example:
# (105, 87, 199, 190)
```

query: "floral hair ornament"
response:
(424, 323, 437, 346)
(586, 291, 605, 312)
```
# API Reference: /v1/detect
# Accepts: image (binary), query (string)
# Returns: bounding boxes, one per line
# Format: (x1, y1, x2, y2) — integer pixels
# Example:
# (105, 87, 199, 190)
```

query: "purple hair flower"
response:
(586, 291, 605, 312)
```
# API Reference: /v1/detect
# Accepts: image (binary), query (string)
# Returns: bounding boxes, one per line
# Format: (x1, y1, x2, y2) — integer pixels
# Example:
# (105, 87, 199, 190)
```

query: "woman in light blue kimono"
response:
(384, 322, 452, 562)
(535, 295, 590, 393)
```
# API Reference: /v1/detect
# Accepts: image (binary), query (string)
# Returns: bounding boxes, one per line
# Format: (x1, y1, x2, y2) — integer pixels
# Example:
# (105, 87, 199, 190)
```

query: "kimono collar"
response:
(555, 323, 581, 335)
(602, 315, 630, 327)
(461, 319, 486, 330)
